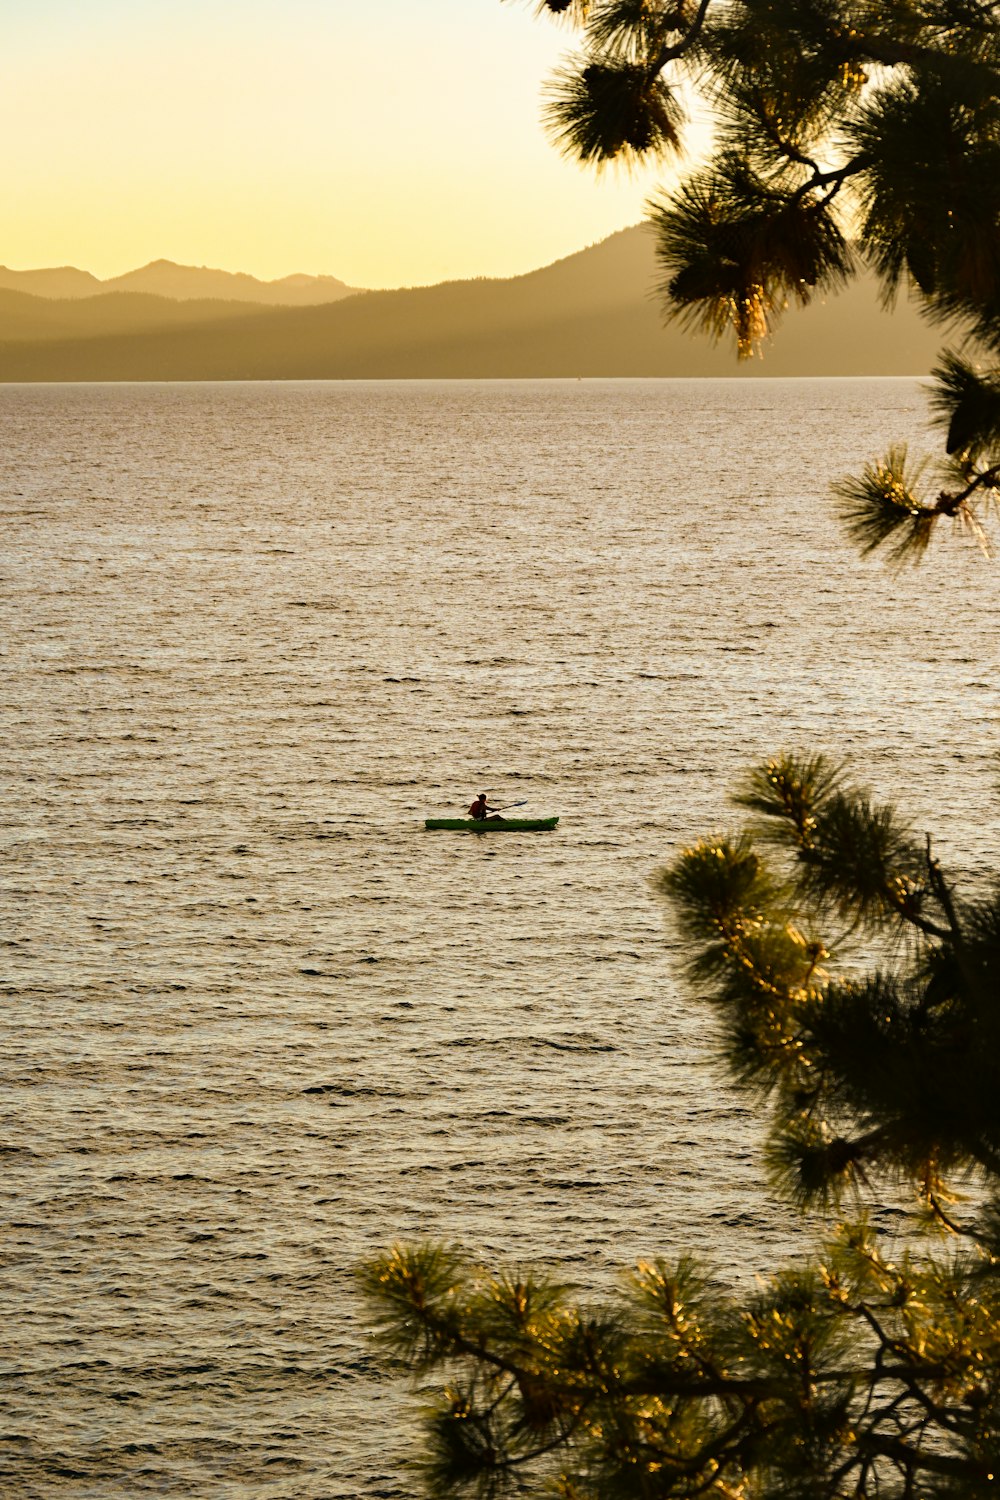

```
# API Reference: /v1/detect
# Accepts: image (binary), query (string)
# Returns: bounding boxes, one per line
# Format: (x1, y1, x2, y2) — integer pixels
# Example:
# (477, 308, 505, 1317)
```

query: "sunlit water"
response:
(3, 379, 998, 1498)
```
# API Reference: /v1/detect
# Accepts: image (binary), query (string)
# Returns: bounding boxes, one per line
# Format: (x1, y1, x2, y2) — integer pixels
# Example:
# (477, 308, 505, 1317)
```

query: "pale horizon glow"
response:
(4, 0, 682, 288)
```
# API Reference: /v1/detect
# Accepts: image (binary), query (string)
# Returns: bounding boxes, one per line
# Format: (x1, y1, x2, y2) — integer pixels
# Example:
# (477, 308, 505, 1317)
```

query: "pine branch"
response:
(649, 0, 714, 69)
(856, 1429, 995, 1481)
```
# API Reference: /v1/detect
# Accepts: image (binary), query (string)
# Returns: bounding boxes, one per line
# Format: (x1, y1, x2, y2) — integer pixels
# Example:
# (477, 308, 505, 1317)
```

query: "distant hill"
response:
(0, 258, 358, 306)
(0, 265, 104, 299)
(0, 227, 946, 381)
(0, 287, 284, 341)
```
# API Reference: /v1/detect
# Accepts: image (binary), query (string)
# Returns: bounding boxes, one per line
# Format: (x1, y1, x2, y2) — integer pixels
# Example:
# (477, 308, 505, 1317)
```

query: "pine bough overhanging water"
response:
(536, 0, 1000, 562)
(361, 4, 1000, 1495)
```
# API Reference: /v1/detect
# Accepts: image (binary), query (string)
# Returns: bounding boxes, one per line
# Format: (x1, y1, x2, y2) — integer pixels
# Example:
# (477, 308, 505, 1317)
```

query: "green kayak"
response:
(425, 816, 559, 832)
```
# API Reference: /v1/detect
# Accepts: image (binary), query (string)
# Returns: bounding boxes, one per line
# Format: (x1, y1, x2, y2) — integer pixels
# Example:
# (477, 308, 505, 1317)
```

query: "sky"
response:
(2, 0, 675, 287)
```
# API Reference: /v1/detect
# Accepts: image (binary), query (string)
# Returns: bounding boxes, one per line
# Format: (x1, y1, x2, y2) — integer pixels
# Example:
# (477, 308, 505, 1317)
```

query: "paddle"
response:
(496, 800, 529, 812)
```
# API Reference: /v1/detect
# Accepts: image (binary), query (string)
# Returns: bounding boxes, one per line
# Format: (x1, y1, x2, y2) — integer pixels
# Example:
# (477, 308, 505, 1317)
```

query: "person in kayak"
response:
(468, 792, 499, 820)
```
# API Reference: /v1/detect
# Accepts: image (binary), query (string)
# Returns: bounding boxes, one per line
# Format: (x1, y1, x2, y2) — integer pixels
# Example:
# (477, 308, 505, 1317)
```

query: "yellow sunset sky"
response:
(4, 0, 673, 287)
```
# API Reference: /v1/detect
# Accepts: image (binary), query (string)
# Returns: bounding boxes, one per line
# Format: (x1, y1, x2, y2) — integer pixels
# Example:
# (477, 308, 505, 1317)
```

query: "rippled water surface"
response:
(3, 379, 998, 1497)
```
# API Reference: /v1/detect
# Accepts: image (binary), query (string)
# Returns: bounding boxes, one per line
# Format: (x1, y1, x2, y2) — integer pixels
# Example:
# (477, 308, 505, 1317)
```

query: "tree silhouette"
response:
(363, 752, 1000, 1497)
(540, 0, 1000, 561)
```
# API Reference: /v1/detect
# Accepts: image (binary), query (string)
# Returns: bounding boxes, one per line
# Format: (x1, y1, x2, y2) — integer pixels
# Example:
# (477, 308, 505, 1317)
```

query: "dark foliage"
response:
(532, 0, 1000, 561)
(364, 757, 1000, 1498)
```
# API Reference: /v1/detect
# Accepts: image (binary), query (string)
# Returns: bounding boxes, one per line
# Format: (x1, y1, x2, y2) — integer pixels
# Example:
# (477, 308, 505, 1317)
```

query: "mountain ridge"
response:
(0, 227, 944, 381)
(0, 257, 358, 306)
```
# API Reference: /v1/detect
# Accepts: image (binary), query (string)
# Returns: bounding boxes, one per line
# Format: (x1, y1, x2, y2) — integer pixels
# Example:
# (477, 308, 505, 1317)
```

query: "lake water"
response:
(3, 378, 998, 1498)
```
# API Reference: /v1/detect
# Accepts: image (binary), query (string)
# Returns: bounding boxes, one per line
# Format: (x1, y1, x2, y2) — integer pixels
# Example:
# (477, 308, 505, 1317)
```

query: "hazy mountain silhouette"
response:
(0, 259, 357, 305)
(0, 288, 288, 341)
(0, 266, 104, 299)
(0, 227, 944, 381)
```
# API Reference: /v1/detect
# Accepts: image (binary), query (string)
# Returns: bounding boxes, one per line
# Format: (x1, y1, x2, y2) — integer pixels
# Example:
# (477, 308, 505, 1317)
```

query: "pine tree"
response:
(362, 5, 1000, 1494)
(363, 755, 1000, 1496)
(539, 0, 1000, 562)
